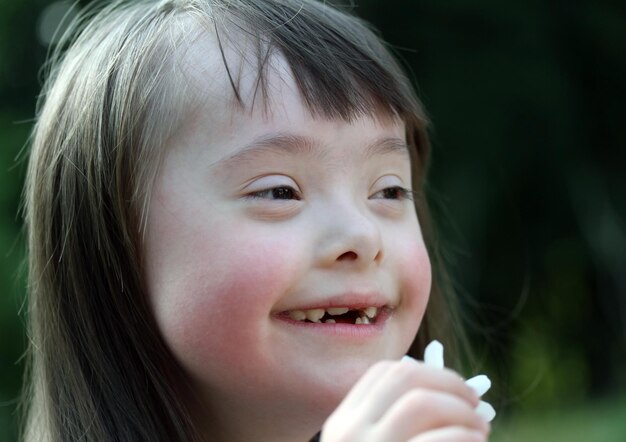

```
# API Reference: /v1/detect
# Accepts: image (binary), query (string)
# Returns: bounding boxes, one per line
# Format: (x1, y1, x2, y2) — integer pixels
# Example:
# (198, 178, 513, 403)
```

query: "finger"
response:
(354, 360, 479, 423)
(408, 427, 488, 442)
(374, 389, 488, 440)
(332, 360, 396, 410)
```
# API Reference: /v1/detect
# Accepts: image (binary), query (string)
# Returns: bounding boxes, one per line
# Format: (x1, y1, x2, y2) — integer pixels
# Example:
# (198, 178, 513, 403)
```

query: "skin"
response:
(144, 34, 488, 441)
(322, 359, 488, 441)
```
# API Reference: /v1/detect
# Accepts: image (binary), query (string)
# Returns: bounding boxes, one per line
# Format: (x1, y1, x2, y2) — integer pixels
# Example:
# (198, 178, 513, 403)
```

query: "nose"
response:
(314, 202, 383, 268)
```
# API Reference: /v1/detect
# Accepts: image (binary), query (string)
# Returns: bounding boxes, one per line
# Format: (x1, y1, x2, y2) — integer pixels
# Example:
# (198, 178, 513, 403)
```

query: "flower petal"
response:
(423, 340, 444, 369)
(465, 374, 491, 397)
(401, 355, 418, 364)
(475, 400, 496, 422)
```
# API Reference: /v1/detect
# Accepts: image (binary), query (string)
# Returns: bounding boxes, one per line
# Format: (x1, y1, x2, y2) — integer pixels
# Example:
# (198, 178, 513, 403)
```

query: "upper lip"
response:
(273, 291, 393, 313)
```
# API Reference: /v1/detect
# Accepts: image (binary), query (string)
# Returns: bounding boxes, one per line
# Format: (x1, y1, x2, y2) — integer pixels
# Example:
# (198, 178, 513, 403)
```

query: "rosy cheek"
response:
(409, 243, 432, 298)
(397, 236, 432, 330)
(150, 223, 302, 381)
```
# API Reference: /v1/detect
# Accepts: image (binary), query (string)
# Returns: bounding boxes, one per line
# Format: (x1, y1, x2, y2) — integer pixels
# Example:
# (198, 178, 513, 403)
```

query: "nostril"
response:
(337, 251, 358, 261)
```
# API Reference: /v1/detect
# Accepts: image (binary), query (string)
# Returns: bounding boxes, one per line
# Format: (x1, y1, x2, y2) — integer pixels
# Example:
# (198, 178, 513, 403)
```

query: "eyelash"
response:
(247, 186, 413, 201)
(247, 186, 302, 200)
(372, 186, 414, 201)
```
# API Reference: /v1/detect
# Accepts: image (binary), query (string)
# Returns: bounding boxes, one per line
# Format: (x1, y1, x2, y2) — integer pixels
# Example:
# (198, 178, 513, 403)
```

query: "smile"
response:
(282, 306, 381, 324)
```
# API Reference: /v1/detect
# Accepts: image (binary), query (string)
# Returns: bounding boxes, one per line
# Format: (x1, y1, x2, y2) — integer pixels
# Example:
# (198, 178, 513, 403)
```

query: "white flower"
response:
(423, 340, 496, 422)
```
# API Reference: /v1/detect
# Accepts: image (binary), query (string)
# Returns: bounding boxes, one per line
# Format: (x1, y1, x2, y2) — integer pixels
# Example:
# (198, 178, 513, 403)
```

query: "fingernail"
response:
(475, 400, 496, 422)
(401, 355, 418, 364)
(466, 374, 491, 397)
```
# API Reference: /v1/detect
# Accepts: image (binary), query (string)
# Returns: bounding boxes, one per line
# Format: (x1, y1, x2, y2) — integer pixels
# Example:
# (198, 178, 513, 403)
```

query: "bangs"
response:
(206, 0, 427, 126)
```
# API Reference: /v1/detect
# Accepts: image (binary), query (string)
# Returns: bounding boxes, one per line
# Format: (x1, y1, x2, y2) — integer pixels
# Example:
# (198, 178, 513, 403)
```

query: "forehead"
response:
(175, 25, 403, 134)
(177, 28, 298, 124)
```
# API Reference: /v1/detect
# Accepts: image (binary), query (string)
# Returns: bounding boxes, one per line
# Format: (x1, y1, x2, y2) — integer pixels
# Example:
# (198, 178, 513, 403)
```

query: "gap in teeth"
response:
(287, 307, 379, 324)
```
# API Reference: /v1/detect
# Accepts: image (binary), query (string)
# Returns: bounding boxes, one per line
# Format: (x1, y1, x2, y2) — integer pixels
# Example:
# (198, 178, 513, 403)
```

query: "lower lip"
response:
(272, 308, 392, 340)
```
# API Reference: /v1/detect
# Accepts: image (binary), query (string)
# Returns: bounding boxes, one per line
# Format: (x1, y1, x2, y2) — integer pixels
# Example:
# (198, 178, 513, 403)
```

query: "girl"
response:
(23, 0, 491, 440)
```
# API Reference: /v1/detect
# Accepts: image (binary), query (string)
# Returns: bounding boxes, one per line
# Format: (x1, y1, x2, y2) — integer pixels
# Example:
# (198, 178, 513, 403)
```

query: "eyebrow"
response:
(211, 132, 409, 171)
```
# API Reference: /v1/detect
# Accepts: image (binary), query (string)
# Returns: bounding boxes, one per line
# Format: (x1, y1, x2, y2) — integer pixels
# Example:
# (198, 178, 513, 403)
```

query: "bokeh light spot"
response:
(37, 1, 76, 46)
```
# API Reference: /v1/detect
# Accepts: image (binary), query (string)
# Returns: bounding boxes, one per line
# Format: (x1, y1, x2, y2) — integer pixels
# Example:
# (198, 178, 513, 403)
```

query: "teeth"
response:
(363, 307, 378, 319)
(327, 307, 349, 316)
(288, 310, 306, 321)
(305, 309, 325, 322)
(286, 306, 380, 323)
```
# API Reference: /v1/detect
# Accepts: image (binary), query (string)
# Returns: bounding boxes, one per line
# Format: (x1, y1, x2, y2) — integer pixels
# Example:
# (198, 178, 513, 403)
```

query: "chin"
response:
(287, 354, 379, 413)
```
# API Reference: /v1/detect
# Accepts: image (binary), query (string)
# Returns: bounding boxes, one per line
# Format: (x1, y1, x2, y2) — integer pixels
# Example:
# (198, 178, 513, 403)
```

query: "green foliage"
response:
(0, 115, 29, 442)
(1, 3, 44, 440)
(491, 396, 626, 442)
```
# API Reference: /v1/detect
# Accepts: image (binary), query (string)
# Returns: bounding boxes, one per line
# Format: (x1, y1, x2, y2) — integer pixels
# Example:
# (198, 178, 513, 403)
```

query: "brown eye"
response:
(372, 186, 413, 201)
(249, 186, 301, 200)
(271, 187, 298, 200)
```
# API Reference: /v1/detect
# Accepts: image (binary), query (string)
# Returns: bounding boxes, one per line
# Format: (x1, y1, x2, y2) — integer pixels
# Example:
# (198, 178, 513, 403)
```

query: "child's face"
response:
(144, 37, 431, 435)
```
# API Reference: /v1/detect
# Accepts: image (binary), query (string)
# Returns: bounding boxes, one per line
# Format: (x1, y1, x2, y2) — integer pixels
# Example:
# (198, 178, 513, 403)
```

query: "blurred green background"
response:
(1, 0, 625, 440)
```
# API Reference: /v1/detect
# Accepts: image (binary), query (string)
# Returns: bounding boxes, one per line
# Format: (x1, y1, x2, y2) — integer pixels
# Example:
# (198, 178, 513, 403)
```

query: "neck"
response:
(194, 392, 327, 442)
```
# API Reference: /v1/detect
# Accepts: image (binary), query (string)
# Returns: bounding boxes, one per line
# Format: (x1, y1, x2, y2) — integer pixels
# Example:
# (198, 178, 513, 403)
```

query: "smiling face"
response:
(143, 36, 432, 441)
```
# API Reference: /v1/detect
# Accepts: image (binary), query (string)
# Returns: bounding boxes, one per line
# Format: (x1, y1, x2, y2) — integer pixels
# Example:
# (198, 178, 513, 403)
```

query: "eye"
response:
(371, 186, 414, 201)
(247, 186, 301, 200)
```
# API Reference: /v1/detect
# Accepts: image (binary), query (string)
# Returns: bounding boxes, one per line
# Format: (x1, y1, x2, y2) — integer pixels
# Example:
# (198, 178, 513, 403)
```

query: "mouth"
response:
(278, 306, 384, 325)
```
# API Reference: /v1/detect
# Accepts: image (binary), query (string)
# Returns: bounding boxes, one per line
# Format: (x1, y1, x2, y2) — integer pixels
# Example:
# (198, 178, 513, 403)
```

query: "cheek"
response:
(146, 216, 303, 382)
(395, 230, 432, 340)
(404, 239, 432, 302)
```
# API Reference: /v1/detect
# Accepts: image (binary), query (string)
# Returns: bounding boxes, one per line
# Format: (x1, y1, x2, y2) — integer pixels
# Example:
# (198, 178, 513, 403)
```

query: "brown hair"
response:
(22, 0, 467, 440)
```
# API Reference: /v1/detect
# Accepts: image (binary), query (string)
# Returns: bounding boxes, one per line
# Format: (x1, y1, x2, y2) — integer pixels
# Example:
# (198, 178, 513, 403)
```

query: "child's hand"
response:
(320, 342, 493, 442)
